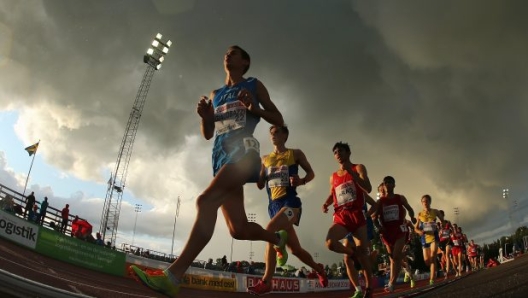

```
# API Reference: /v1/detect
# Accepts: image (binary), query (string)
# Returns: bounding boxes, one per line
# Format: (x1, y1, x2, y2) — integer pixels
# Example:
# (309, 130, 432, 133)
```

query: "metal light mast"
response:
(99, 33, 171, 246)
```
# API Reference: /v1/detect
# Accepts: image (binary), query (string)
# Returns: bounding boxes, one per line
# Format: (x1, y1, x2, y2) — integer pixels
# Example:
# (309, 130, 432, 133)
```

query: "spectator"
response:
(204, 258, 215, 270)
(1, 195, 15, 213)
(95, 232, 104, 246)
(39, 197, 49, 226)
(221, 255, 228, 271)
(30, 204, 39, 222)
(296, 267, 307, 278)
(24, 191, 36, 219)
(246, 262, 256, 275)
(60, 204, 70, 234)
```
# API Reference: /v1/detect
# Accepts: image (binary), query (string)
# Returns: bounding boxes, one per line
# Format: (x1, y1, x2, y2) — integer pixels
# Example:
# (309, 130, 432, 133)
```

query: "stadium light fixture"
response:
(144, 32, 171, 70)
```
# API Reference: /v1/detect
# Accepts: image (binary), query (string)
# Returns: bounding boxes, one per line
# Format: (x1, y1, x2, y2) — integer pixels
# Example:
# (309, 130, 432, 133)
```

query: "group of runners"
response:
(128, 45, 482, 298)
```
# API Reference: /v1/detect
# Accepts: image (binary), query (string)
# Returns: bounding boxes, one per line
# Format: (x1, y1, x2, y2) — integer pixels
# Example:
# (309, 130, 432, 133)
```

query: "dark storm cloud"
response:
(2, 0, 527, 263)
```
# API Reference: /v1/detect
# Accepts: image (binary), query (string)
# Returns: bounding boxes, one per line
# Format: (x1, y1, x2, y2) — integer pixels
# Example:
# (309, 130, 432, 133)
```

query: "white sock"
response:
(355, 286, 362, 292)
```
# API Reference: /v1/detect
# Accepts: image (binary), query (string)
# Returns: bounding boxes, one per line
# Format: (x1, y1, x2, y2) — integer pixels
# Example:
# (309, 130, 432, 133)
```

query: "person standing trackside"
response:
(39, 197, 49, 226)
(60, 204, 70, 234)
(24, 191, 36, 219)
(129, 45, 288, 298)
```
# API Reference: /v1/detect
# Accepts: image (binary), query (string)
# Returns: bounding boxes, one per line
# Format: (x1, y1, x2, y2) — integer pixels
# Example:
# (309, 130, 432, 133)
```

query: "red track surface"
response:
(0, 236, 469, 297)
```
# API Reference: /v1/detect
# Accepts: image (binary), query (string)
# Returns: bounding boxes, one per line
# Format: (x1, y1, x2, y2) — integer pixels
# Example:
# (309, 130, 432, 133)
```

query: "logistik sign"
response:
(0, 210, 39, 249)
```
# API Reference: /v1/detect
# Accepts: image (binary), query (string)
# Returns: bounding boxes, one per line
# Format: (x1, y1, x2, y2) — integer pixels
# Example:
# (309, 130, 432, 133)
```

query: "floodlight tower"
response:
(99, 33, 171, 246)
(503, 188, 515, 234)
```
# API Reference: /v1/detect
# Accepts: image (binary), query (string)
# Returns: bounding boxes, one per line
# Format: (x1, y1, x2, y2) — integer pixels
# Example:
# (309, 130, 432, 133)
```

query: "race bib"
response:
(335, 181, 357, 206)
(400, 224, 408, 233)
(441, 229, 450, 239)
(453, 239, 461, 246)
(243, 137, 259, 154)
(382, 205, 399, 222)
(214, 101, 246, 135)
(422, 222, 436, 232)
(267, 165, 289, 188)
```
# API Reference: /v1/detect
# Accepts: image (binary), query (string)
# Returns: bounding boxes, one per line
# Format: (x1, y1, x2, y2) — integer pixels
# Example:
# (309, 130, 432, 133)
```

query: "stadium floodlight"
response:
(143, 32, 171, 70)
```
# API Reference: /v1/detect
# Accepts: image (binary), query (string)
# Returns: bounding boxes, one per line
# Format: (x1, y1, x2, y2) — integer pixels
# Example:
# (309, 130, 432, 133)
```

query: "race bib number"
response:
(267, 165, 289, 188)
(335, 181, 357, 206)
(243, 137, 259, 153)
(214, 101, 246, 135)
(400, 224, 408, 233)
(453, 239, 461, 246)
(382, 205, 400, 222)
(422, 222, 436, 232)
(441, 229, 450, 238)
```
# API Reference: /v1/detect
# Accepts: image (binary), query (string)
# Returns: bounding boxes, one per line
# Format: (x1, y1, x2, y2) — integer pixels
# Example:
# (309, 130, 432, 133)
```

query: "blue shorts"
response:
(212, 136, 261, 183)
(268, 196, 302, 226)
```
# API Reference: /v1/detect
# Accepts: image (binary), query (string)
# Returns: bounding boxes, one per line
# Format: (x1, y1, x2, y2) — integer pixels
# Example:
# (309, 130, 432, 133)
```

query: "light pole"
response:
(454, 207, 459, 224)
(504, 237, 509, 258)
(230, 236, 234, 263)
(503, 188, 515, 234)
(170, 196, 181, 258)
(248, 213, 257, 261)
(314, 252, 319, 263)
(99, 33, 171, 247)
(132, 204, 142, 245)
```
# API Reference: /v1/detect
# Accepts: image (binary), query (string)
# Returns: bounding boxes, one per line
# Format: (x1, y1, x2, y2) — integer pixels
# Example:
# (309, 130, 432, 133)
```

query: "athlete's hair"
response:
(421, 194, 432, 203)
(383, 176, 395, 184)
(269, 125, 289, 141)
(229, 45, 251, 74)
(332, 141, 350, 153)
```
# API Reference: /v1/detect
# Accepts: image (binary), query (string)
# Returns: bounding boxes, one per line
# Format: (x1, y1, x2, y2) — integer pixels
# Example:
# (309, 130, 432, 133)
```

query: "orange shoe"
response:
(316, 263, 328, 287)
(247, 279, 271, 296)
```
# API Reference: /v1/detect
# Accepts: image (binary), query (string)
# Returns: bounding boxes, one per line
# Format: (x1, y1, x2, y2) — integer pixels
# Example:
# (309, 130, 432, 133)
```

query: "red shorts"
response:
(381, 226, 406, 248)
(452, 246, 463, 256)
(333, 208, 366, 234)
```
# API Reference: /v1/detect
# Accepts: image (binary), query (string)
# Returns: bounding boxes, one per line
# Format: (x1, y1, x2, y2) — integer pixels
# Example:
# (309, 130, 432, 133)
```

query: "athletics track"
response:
(1, 235, 527, 297)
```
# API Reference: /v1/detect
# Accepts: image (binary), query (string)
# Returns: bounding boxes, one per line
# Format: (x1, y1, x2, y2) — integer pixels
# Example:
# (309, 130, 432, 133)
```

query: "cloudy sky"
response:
(1, 0, 527, 268)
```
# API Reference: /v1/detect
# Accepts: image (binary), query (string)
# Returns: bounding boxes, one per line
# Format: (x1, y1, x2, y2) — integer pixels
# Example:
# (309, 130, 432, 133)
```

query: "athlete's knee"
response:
(230, 227, 248, 240)
(325, 238, 341, 252)
(195, 193, 220, 211)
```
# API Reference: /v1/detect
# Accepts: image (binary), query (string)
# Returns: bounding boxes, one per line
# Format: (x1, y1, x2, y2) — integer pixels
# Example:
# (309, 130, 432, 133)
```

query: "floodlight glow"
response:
(152, 40, 160, 47)
(159, 56, 164, 62)
(156, 64, 162, 70)
(156, 33, 163, 39)
(162, 47, 169, 54)
(166, 40, 172, 47)
(147, 48, 154, 55)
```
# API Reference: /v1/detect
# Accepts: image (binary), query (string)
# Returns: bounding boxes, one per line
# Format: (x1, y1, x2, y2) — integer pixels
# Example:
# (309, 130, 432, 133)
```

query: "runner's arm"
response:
(293, 149, 314, 186)
(252, 80, 284, 126)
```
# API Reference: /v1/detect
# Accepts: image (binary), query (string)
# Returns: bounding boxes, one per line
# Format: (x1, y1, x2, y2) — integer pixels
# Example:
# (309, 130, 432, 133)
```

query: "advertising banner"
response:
(0, 210, 39, 249)
(35, 228, 126, 276)
(182, 273, 237, 292)
(246, 276, 301, 293)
